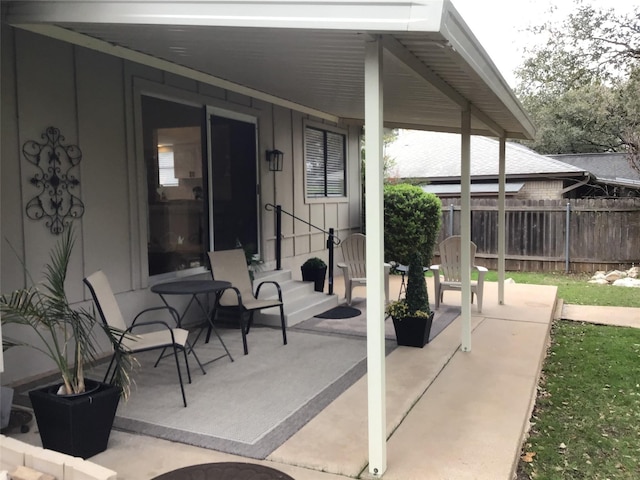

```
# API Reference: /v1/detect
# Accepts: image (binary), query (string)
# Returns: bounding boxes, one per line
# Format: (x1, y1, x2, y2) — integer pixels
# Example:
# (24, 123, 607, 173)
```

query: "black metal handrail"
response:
(265, 203, 340, 295)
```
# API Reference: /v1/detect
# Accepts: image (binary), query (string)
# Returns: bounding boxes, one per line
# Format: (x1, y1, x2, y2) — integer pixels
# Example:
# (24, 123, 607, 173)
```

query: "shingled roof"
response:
(549, 153, 640, 187)
(386, 130, 586, 181)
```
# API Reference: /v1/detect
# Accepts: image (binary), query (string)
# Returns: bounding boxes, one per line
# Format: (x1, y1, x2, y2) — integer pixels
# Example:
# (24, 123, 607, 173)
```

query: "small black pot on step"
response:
(301, 258, 327, 292)
(392, 311, 435, 348)
(29, 379, 121, 459)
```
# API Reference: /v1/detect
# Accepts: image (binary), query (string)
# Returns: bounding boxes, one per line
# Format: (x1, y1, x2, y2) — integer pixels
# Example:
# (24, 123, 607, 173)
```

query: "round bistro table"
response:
(151, 462, 295, 480)
(150, 280, 232, 329)
(150, 279, 233, 369)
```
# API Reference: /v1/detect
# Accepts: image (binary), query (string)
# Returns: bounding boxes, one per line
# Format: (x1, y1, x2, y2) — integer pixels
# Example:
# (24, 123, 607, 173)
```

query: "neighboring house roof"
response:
(386, 130, 586, 181)
(549, 153, 640, 188)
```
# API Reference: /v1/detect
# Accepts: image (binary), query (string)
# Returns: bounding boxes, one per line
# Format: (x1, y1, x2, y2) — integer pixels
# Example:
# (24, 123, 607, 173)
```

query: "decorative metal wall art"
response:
(22, 126, 85, 235)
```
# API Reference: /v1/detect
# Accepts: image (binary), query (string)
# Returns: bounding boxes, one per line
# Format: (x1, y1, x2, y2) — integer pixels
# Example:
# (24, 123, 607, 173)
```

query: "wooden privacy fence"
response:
(435, 198, 640, 273)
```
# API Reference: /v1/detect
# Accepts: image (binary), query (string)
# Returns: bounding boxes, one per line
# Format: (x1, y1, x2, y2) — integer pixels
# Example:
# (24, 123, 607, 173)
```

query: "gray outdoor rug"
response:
(293, 304, 461, 342)
(105, 326, 370, 459)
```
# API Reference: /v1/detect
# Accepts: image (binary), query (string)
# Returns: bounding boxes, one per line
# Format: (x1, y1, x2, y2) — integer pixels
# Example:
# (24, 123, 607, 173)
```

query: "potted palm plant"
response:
(301, 257, 327, 292)
(0, 228, 132, 458)
(386, 251, 434, 348)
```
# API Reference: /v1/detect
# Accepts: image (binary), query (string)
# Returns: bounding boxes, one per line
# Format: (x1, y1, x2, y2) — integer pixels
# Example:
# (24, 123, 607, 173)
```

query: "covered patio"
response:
(2, 1, 539, 477)
(11, 277, 557, 479)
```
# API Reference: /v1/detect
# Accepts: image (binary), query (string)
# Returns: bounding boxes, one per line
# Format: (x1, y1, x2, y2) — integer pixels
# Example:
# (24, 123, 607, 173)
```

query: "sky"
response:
(451, 0, 639, 88)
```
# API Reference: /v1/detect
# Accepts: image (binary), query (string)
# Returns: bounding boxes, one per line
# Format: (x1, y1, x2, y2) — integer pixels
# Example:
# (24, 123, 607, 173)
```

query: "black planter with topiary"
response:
(386, 251, 434, 348)
(391, 314, 434, 347)
(301, 257, 327, 292)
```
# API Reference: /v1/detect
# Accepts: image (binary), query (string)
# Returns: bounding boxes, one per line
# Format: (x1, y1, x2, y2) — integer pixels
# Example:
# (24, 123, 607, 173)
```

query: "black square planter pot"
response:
(392, 312, 435, 348)
(301, 265, 327, 292)
(29, 379, 120, 459)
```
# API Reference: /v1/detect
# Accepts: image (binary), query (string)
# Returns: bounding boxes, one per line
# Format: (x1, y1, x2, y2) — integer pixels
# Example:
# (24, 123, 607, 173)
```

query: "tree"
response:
(360, 128, 398, 183)
(516, 2, 640, 170)
(360, 128, 399, 230)
(517, 3, 640, 96)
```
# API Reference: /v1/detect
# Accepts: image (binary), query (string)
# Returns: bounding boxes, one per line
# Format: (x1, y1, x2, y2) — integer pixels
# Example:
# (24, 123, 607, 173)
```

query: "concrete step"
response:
(256, 290, 338, 327)
(251, 269, 339, 327)
(253, 273, 316, 302)
(253, 268, 293, 285)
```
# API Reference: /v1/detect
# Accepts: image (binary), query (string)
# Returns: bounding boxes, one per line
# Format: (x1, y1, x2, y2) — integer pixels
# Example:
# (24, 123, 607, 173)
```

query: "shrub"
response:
(302, 257, 327, 269)
(384, 183, 442, 266)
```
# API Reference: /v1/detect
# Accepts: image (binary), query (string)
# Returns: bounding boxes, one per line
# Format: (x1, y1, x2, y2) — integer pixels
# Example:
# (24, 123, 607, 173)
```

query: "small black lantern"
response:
(266, 149, 284, 172)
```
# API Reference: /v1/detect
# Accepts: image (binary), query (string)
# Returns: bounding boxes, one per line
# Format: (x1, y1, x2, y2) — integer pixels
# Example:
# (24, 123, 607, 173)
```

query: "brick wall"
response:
(516, 180, 564, 200)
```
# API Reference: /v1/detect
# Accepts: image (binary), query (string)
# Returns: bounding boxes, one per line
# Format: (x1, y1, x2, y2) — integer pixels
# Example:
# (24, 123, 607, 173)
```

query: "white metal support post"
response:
(364, 36, 387, 477)
(498, 137, 506, 304)
(461, 107, 472, 352)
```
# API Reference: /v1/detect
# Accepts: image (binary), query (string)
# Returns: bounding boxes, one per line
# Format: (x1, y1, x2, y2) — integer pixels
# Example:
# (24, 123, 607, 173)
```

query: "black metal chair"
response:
(84, 270, 191, 407)
(207, 249, 287, 355)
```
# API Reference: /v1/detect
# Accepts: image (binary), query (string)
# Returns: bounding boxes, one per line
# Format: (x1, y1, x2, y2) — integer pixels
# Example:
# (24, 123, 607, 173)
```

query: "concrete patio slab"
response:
(268, 314, 484, 476)
(270, 279, 556, 479)
(382, 316, 550, 480)
(562, 304, 640, 329)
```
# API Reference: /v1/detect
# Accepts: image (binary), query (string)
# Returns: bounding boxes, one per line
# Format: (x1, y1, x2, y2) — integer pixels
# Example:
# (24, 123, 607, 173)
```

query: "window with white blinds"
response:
(305, 126, 346, 198)
(158, 148, 179, 186)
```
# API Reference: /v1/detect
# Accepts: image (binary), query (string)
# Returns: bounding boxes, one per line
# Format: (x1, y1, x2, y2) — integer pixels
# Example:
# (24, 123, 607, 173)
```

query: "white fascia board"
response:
(384, 121, 504, 138)
(6, 0, 443, 32)
(438, 1, 536, 140)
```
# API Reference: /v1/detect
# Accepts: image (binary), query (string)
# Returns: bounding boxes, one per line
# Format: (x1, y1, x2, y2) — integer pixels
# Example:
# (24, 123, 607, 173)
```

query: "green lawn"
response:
(517, 321, 640, 479)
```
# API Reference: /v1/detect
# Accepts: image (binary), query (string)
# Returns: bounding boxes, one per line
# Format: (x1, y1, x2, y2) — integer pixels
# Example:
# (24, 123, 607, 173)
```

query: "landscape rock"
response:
(588, 266, 640, 286)
(604, 270, 626, 282)
(612, 277, 640, 288)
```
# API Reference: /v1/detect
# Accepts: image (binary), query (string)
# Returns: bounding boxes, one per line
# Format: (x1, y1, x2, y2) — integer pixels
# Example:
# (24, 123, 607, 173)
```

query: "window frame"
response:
(303, 121, 348, 203)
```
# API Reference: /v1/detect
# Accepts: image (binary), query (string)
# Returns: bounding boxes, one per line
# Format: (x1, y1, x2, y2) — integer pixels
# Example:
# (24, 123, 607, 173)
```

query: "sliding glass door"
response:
(141, 97, 259, 277)
(208, 111, 259, 259)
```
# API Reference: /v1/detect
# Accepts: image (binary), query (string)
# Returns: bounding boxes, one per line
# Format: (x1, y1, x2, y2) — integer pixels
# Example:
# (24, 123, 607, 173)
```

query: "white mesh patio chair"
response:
(84, 270, 191, 407)
(429, 235, 488, 313)
(337, 233, 390, 305)
(208, 249, 286, 355)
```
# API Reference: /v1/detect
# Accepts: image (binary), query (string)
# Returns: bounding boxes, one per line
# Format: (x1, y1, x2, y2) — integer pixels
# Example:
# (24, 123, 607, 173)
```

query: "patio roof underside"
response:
(5, 1, 535, 140)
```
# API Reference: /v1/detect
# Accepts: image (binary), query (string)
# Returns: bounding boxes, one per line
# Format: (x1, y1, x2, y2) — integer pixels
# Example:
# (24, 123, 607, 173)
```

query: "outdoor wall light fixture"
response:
(266, 149, 284, 172)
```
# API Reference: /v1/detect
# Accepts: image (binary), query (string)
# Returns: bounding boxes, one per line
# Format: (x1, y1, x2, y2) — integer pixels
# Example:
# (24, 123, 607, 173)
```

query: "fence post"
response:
(276, 205, 282, 270)
(565, 202, 571, 273)
(327, 228, 335, 295)
(449, 204, 454, 236)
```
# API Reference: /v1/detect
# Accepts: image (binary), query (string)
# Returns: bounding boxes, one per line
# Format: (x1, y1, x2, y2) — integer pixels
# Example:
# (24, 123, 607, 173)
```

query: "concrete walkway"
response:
(10, 277, 559, 480)
(561, 302, 640, 329)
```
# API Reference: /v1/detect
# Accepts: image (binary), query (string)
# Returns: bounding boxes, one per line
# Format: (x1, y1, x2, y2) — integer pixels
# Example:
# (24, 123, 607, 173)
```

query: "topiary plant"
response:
(386, 251, 431, 320)
(405, 251, 430, 315)
(384, 183, 442, 266)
